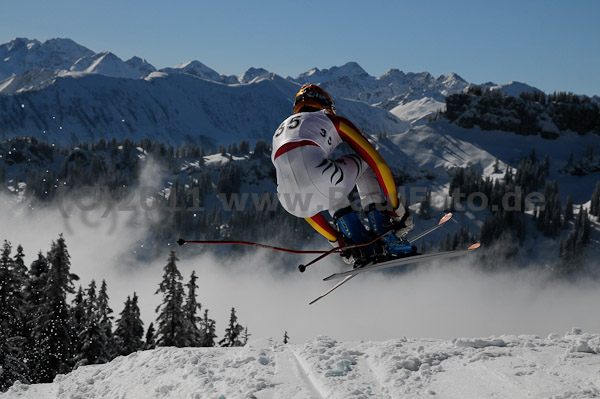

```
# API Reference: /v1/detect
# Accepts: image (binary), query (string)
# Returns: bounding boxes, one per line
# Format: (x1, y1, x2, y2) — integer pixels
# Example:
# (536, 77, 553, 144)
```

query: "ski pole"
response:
(177, 238, 328, 254)
(297, 229, 393, 273)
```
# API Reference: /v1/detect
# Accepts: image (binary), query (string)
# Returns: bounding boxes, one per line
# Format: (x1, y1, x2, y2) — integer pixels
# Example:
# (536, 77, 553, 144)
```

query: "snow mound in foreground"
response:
(6, 330, 600, 399)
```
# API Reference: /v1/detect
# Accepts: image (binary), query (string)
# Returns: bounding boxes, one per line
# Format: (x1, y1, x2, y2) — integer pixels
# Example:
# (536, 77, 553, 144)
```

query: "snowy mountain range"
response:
(1, 37, 599, 247)
(0, 37, 500, 148)
(1, 37, 599, 217)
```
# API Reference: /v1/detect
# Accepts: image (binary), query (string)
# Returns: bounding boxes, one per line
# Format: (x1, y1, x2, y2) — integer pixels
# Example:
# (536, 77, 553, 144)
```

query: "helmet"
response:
(293, 84, 336, 114)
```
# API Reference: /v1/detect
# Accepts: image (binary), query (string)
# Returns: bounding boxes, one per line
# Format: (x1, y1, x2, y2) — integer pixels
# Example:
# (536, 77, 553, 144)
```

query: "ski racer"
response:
(271, 84, 414, 265)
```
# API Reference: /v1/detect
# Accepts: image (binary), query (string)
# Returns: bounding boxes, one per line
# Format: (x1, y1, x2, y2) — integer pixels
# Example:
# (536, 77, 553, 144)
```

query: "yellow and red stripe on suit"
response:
(326, 114, 399, 210)
(305, 213, 338, 243)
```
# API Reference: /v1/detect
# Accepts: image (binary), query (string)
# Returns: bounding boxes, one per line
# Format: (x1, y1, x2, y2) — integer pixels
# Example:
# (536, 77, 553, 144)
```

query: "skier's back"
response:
(272, 84, 414, 265)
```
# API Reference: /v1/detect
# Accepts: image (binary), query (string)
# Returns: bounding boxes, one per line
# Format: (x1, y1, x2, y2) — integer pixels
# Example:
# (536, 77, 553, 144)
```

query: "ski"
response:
(299, 213, 454, 273)
(309, 243, 480, 304)
(406, 212, 453, 243)
(309, 274, 357, 305)
(323, 243, 481, 281)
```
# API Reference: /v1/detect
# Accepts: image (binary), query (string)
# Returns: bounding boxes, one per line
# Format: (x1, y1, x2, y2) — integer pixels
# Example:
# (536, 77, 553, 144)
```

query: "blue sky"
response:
(2, 0, 599, 96)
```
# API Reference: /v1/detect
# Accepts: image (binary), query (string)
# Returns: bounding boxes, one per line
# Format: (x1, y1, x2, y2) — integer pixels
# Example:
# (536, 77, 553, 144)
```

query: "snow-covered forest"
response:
(0, 235, 249, 389)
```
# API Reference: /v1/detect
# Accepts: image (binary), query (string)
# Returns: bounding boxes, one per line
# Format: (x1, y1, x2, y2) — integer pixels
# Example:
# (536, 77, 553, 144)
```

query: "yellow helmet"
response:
(293, 84, 336, 114)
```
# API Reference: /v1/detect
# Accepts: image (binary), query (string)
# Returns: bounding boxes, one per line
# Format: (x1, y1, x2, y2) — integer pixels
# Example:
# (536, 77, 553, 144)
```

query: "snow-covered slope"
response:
(0, 37, 472, 143)
(0, 38, 154, 81)
(69, 51, 145, 79)
(291, 63, 469, 125)
(6, 331, 600, 399)
(4, 37, 559, 150)
(378, 120, 600, 204)
(125, 56, 157, 76)
(481, 80, 540, 97)
(159, 60, 222, 81)
(0, 38, 93, 79)
(389, 97, 445, 126)
(0, 71, 407, 147)
(294, 61, 371, 83)
(0, 68, 63, 94)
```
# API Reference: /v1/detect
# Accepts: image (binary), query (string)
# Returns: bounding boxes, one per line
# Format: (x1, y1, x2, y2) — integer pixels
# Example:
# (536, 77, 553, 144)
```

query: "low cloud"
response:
(1, 189, 599, 344)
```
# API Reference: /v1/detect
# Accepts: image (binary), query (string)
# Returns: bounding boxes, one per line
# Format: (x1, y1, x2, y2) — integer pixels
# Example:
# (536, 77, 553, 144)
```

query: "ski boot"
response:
(365, 203, 415, 258)
(333, 206, 375, 267)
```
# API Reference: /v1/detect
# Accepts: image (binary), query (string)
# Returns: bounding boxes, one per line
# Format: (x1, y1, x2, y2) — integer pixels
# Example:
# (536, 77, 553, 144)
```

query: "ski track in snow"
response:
(286, 346, 326, 399)
(4, 330, 600, 399)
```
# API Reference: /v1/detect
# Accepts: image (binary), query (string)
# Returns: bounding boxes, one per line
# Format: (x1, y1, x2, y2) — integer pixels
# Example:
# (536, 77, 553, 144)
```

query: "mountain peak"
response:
(4, 37, 40, 52)
(437, 72, 468, 89)
(240, 67, 270, 83)
(481, 81, 540, 97)
(160, 60, 221, 81)
(126, 56, 156, 76)
(378, 69, 407, 81)
(70, 51, 144, 79)
(295, 61, 368, 84)
(0, 37, 93, 80)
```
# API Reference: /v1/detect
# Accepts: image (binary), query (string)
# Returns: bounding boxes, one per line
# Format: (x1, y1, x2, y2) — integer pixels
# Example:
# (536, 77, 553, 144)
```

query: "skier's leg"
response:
(343, 157, 415, 256)
(332, 205, 374, 263)
(305, 213, 338, 243)
(352, 159, 386, 207)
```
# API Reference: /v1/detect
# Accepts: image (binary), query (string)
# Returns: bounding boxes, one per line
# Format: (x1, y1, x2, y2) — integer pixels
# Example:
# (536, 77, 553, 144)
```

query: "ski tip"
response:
(439, 213, 453, 225)
(177, 238, 186, 246)
(468, 243, 481, 250)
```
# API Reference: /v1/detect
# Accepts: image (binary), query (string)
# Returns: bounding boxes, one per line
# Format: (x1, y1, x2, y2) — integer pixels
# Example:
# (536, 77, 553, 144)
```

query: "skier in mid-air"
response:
(272, 84, 414, 266)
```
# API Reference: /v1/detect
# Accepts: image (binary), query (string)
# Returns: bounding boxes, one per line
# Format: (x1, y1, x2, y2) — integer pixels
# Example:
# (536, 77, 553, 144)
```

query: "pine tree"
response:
(0, 164, 6, 185)
(12, 245, 28, 291)
(239, 140, 250, 154)
(560, 206, 592, 271)
(97, 280, 116, 359)
(183, 271, 203, 347)
(579, 208, 591, 246)
(564, 195, 574, 223)
(143, 323, 156, 350)
(75, 280, 110, 367)
(444, 232, 452, 251)
(114, 296, 132, 354)
(420, 239, 427, 254)
(566, 152, 574, 169)
(199, 309, 217, 347)
(0, 241, 26, 339)
(0, 325, 29, 391)
(493, 157, 500, 173)
(219, 307, 244, 347)
(0, 241, 29, 390)
(114, 293, 144, 356)
(418, 188, 432, 219)
(70, 286, 86, 355)
(155, 251, 186, 347)
(591, 181, 600, 218)
(11, 244, 29, 343)
(559, 237, 564, 258)
(241, 327, 251, 346)
(529, 148, 537, 163)
(22, 252, 49, 381)
(29, 234, 79, 382)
